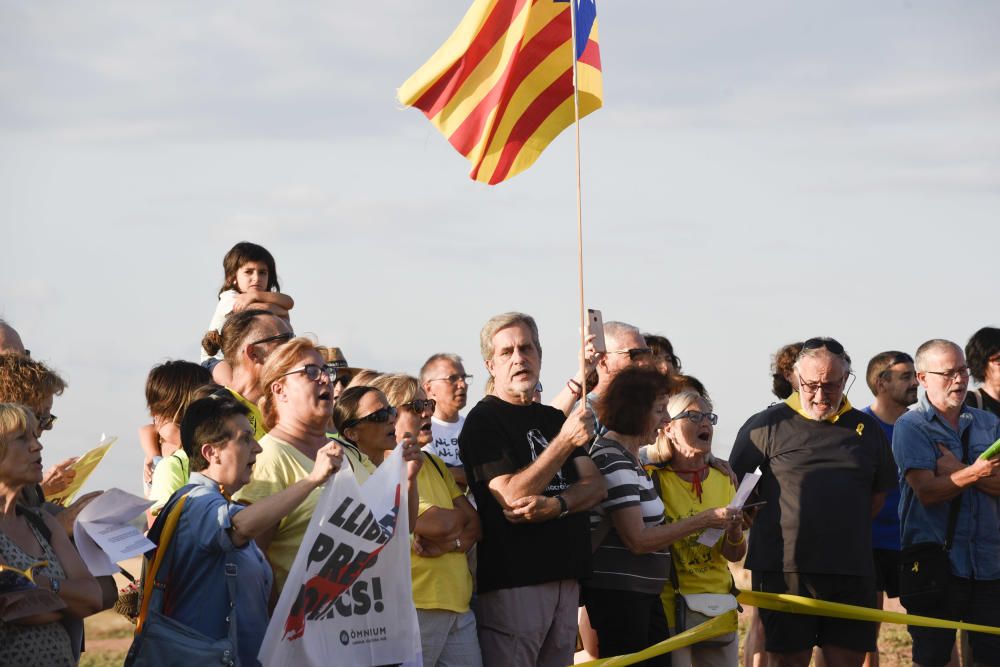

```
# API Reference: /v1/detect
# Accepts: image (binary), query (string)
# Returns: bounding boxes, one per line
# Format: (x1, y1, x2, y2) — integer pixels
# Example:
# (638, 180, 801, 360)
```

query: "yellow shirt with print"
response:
(233, 433, 321, 594)
(411, 453, 473, 613)
(226, 387, 267, 440)
(651, 467, 736, 624)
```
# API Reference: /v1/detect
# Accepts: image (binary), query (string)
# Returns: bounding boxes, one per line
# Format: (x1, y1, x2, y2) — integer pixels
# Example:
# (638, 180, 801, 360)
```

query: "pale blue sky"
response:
(2, 1, 998, 497)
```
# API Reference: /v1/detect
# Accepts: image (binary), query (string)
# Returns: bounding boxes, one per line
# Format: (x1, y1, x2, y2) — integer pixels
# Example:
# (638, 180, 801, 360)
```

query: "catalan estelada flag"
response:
(398, 0, 602, 185)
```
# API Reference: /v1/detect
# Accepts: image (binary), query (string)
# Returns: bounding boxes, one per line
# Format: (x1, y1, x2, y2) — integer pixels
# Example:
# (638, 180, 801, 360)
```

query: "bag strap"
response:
(944, 424, 972, 550)
(16, 504, 53, 544)
(424, 452, 445, 479)
(136, 492, 190, 633)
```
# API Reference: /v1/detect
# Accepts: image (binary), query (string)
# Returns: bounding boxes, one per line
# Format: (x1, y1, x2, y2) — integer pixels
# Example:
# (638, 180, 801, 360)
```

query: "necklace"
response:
(669, 464, 708, 502)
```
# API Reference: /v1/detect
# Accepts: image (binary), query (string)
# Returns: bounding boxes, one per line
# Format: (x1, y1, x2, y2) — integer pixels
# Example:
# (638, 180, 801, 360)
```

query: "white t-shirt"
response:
(424, 415, 465, 468)
(200, 289, 238, 361)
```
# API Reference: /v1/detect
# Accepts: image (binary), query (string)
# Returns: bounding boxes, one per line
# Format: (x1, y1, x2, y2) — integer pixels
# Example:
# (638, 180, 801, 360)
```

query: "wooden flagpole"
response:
(569, 0, 588, 401)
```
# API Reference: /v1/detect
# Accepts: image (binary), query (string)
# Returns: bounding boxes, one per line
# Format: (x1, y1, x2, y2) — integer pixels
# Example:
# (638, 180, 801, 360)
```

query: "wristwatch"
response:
(556, 495, 569, 519)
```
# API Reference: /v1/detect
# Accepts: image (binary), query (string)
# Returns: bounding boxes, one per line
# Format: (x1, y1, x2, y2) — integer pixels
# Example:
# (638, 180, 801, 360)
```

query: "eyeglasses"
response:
(672, 410, 718, 425)
(426, 373, 473, 385)
(280, 364, 334, 382)
(399, 398, 436, 415)
(800, 337, 846, 357)
(0, 560, 49, 591)
(342, 406, 398, 430)
(608, 348, 653, 361)
(924, 367, 971, 382)
(796, 372, 848, 395)
(37, 413, 57, 431)
(249, 331, 294, 347)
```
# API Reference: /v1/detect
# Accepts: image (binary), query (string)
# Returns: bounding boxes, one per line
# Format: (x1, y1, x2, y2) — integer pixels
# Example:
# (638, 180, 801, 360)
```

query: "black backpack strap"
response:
(424, 452, 446, 479)
(15, 504, 52, 544)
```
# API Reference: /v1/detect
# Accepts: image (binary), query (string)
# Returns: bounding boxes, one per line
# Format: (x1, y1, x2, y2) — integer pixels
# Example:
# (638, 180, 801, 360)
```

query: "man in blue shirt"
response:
(862, 350, 917, 667)
(892, 339, 1000, 667)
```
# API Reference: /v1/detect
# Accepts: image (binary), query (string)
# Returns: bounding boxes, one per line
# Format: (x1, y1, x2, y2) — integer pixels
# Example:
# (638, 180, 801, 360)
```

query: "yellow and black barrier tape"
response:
(572, 589, 1000, 667)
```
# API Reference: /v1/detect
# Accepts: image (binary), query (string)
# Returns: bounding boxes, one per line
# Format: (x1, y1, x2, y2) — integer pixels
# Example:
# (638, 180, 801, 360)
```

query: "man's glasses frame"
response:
(425, 373, 473, 385)
(607, 348, 653, 361)
(923, 367, 971, 382)
(249, 332, 294, 347)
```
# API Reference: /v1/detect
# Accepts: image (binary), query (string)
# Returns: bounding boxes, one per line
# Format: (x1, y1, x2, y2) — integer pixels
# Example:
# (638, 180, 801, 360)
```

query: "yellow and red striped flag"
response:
(398, 0, 602, 186)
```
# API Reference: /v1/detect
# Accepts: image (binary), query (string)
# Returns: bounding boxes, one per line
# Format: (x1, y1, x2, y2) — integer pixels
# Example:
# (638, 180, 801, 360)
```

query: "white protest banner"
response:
(259, 444, 420, 666)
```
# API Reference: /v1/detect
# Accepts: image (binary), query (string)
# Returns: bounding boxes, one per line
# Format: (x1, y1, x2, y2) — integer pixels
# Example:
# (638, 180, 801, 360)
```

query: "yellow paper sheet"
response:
(45, 436, 116, 505)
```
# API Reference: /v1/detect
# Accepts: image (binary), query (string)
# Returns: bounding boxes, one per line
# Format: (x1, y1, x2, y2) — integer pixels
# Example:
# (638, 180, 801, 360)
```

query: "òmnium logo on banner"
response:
(258, 445, 421, 666)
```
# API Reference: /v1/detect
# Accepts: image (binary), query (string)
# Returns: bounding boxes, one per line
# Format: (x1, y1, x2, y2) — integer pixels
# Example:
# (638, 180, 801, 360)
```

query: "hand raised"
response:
(308, 441, 343, 485)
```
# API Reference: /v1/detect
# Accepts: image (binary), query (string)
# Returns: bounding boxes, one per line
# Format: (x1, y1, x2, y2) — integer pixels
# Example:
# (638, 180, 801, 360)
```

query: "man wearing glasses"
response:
(459, 312, 604, 667)
(421, 353, 473, 487)
(587, 321, 652, 435)
(730, 337, 897, 667)
(892, 339, 1000, 667)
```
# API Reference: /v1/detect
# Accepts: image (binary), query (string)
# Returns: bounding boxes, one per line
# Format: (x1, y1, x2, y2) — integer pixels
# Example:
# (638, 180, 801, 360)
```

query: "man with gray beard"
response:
(730, 337, 897, 667)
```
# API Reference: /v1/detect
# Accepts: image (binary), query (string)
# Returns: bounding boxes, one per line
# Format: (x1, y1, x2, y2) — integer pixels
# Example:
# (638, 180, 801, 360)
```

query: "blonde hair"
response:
(346, 369, 381, 389)
(370, 373, 420, 408)
(258, 337, 321, 430)
(0, 403, 38, 460)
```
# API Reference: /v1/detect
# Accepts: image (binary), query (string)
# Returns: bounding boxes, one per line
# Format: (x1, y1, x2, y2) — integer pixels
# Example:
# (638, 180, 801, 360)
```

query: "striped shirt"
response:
(587, 436, 671, 594)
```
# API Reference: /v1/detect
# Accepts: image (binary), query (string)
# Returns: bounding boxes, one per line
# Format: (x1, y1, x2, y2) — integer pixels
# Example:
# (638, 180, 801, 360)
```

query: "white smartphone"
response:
(587, 308, 607, 353)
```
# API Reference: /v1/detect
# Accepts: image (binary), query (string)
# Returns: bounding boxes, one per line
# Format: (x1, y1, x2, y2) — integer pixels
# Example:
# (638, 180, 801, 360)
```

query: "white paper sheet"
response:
(74, 488, 154, 577)
(697, 470, 761, 547)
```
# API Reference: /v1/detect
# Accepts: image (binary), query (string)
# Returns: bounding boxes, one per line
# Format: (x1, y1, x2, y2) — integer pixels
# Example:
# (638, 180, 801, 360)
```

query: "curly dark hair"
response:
(966, 327, 1000, 384)
(597, 367, 671, 436)
(771, 342, 803, 400)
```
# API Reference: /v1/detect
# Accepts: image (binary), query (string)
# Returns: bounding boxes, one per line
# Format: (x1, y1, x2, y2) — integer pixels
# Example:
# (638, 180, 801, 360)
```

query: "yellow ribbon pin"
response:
(856, 423, 865, 436)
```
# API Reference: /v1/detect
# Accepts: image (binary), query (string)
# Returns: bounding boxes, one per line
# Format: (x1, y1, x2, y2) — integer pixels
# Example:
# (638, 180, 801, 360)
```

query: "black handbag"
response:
(897, 426, 969, 611)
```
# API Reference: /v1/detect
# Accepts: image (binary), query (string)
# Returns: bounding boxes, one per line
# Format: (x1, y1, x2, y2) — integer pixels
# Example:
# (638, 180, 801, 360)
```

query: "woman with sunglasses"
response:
(332, 385, 423, 532)
(370, 374, 483, 667)
(646, 390, 746, 667)
(0, 403, 104, 667)
(586, 368, 738, 665)
(232, 337, 340, 596)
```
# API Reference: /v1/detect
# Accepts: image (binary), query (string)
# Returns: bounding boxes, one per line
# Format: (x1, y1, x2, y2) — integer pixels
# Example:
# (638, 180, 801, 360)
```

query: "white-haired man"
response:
(459, 312, 605, 667)
(892, 339, 1000, 667)
(730, 337, 897, 667)
(421, 352, 472, 487)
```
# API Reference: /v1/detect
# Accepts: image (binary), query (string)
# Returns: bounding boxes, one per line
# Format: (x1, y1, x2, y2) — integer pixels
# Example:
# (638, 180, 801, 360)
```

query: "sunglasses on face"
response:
(280, 364, 334, 382)
(37, 413, 57, 431)
(608, 348, 653, 361)
(399, 399, 436, 415)
(342, 406, 398, 430)
(426, 373, 473, 385)
(249, 331, 294, 347)
(0, 561, 49, 592)
(672, 410, 719, 425)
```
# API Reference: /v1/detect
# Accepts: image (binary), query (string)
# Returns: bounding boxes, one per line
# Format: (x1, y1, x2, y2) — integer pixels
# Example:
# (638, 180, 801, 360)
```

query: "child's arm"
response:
(232, 290, 294, 313)
(138, 424, 161, 485)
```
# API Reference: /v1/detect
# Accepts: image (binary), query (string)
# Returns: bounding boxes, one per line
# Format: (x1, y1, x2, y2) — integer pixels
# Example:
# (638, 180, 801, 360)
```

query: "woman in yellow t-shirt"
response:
(370, 373, 482, 667)
(646, 390, 747, 667)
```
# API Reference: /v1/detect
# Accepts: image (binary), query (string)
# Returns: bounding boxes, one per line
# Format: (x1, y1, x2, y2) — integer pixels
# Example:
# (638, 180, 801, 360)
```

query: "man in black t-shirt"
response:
(730, 337, 897, 667)
(459, 312, 605, 667)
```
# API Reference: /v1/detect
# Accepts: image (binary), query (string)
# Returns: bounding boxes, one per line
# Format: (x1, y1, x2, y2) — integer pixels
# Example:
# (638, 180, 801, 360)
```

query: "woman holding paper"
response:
(585, 369, 738, 665)
(134, 394, 342, 667)
(646, 390, 747, 667)
(0, 403, 104, 667)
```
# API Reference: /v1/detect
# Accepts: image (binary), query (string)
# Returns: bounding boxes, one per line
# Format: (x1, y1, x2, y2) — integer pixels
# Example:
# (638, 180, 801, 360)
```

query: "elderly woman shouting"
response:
(585, 368, 740, 664)
(129, 395, 341, 667)
(646, 390, 746, 667)
(0, 404, 104, 667)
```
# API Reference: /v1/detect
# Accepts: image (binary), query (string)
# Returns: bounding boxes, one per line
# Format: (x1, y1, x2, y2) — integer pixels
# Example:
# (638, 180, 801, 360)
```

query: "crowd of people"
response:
(1, 241, 999, 667)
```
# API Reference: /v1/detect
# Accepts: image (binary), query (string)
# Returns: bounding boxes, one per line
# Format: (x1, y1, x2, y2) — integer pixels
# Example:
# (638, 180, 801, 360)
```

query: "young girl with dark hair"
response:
(200, 241, 294, 385)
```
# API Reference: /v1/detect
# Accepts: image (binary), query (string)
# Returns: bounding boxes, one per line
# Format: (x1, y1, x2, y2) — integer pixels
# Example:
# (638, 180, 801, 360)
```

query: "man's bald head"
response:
(0, 320, 25, 356)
